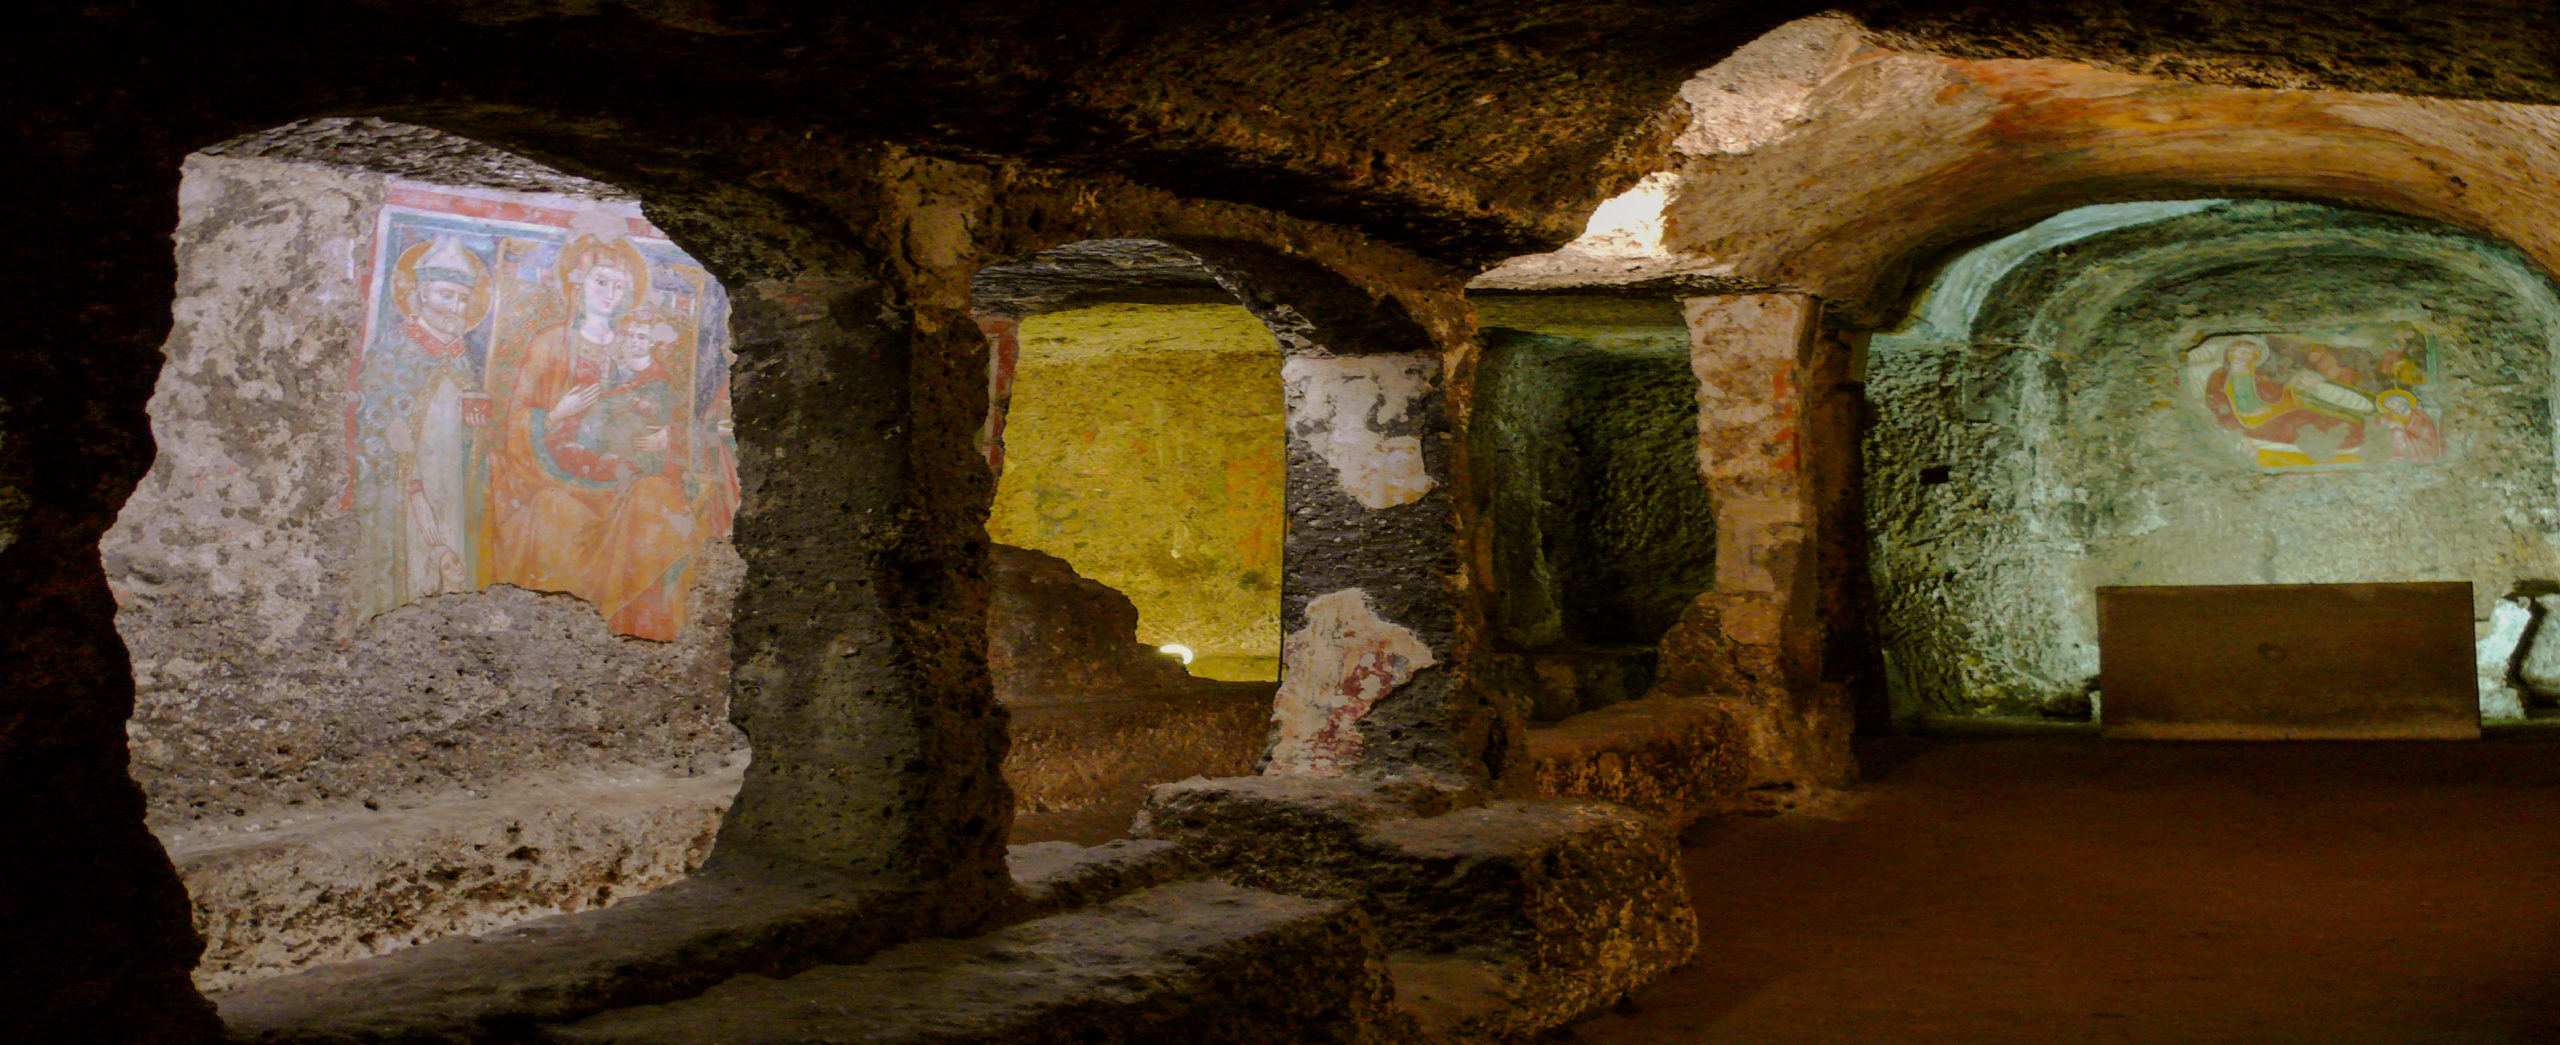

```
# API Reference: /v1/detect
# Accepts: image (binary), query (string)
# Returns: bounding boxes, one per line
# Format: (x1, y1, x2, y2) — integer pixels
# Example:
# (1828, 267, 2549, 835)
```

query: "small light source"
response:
(1158, 643, 1196, 665)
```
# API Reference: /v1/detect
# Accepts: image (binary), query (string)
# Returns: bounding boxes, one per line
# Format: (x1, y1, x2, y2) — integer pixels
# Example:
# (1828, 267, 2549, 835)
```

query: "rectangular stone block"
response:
(1523, 696, 1750, 825)
(2098, 582, 2478, 740)
(542, 881, 1399, 1045)
(1136, 779, 1695, 1040)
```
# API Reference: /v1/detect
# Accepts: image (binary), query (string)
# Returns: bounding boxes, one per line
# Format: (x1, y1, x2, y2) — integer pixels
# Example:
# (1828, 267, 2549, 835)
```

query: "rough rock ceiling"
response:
(28, 2, 2560, 267)
(971, 240, 1227, 316)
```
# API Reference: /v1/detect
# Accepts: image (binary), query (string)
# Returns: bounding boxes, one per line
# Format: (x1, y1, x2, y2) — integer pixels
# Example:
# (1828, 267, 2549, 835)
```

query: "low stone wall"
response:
(991, 542, 1276, 844)
(1521, 695, 1752, 825)
(1007, 689, 1271, 844)
(175, 762, 741, 990)
(1136, 776, 1697, 1041)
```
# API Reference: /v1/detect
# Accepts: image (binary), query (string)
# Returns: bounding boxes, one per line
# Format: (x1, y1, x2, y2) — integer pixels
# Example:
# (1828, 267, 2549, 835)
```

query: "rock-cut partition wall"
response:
(1867, 200, 2560, 721)
(103, 129, 748, 989)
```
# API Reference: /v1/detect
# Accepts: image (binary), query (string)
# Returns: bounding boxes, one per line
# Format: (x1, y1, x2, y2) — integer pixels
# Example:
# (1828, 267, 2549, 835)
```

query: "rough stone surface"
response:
(1278, 347, 1473, 780)
(40, 5, 2560, 1036)
(985, 305, 1285, 680)
(970, 239, 1229, 316)
(1648, 294, 1862, 794)
(541, 880, 1403, 1045)
(1271, 588, 1441, 774)
(100, 150, 753, 991)
(2479, 597, 2534, 723)
(1363, 801, 1696, 1038)
(2518, 594, 2560, 705)
(1003, 839, 1195, 920)
(1520, 696, 1752, 826)
(109, 155, 749, 829)
(1134, 775, 1473, 890)
(174, 764, 738, 991)
(1869, 200, 2560, 718)
(988, 540, 1267, 841)
(1477, 15, 2560, 326)
(715, 256, 1011, 906)
(1471, 299, 1716, 723)
(1005, 689, 1269, 840)
(1136, 778, 1696, 1038)
(1285, 354, 1442, 512)
(986, 543, 1194, 701)
(216, 859, 930, 1044)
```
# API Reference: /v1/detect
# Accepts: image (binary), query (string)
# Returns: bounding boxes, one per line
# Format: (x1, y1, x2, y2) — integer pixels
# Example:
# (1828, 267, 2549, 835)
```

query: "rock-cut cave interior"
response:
(18, 4, 2560, 1042)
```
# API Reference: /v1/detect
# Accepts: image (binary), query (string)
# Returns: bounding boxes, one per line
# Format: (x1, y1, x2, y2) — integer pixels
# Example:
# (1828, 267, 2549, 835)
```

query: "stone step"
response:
(1003, 837, 1193, 919)
(1523, 694, 1751, 826)
(540, 880, 1404, 1045)
(1137, 777, 1696, 1038)
(171, 763, 740, 991)
(215, 858, 921, 1043)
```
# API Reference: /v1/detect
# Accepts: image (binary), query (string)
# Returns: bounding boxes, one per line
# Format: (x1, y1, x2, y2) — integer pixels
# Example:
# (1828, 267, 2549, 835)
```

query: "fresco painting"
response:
(2180, 325, 2443, 472)
(352, 185, 737, 640)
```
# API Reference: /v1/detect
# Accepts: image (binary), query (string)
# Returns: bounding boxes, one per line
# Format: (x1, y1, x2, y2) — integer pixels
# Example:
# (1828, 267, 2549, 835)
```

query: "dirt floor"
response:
(1565, 735, 2560, 1045)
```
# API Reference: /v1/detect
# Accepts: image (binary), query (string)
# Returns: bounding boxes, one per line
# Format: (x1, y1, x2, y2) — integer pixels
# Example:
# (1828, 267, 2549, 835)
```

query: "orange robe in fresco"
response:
(483, 322, 700, 640)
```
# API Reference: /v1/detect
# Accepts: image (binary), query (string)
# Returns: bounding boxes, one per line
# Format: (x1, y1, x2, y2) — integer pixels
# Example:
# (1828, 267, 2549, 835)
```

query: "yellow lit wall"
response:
(990, 303, 1283, 681)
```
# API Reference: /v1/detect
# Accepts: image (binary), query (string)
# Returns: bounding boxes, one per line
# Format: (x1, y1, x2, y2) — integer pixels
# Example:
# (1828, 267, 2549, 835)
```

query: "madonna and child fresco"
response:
(351, 185, 738, 640)
(2180, 325, 2445, 471)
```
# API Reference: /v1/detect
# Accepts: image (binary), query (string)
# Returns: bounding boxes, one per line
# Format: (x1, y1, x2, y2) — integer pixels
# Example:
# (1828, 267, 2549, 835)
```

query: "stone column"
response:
(711, 278, 1010, 922)
(1652, 293, 1869, 792)
(1266, 350, 1470, 782)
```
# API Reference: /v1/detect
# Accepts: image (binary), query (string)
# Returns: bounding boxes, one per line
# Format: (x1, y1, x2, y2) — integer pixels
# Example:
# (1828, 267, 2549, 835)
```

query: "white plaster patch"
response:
(1268, 589, 1437, 775)
(1281, 354, 1438, 510)
(2478, 596, 2532, 722)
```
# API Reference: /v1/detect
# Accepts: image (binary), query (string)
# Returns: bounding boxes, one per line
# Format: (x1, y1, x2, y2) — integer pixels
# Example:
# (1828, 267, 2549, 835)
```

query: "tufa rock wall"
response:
(103, 151, 747, 986)
(1869, 200, 2560, 718)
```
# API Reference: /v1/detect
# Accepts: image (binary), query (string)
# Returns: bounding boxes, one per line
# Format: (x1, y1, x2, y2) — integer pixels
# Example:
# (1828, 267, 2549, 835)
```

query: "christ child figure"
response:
(574, 308, 684, 481)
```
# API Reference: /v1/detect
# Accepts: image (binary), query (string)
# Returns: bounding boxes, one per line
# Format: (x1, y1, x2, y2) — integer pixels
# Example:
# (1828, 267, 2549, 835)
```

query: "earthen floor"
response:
(1567, 735, 2560, 1045)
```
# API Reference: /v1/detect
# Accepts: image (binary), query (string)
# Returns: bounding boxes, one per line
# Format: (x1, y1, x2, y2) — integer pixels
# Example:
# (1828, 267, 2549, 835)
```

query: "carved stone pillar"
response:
(1266, 351, 1469, 782)
(1653, 293, 1871, 792)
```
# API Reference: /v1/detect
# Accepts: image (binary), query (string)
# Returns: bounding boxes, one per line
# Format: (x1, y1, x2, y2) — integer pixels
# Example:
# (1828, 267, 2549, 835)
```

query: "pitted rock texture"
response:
(989, 542, 1270, 841)
(1278, 343, 1471, 781)
(1135, 775, 1472, 891)
(987, 544, 1193, 701)
(1271, 588, 1440, 775)
(1137, 777, 1696, 1039)
(216, 859, 930, 1043)
(984, 303, 1287, 680)
(542, 880, 1404, 1045)
(174, 764, 739, 991)
(1521, 696, 1752, 826)
(1005, 689, 1269, 842)
(1472, 317, 1715, 658)
(1004, 838, 1195, 920)
(1472, 299, 1714, 725)
(970, 239, 1228, 316)
(1868, 200, 2560, 718)
(1284, 354, 1441, 511)
(110, 155, 747, 831)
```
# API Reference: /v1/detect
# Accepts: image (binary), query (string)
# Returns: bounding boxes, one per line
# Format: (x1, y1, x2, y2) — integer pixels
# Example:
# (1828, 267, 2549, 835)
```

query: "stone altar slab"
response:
(2098, 582, 2479, 740)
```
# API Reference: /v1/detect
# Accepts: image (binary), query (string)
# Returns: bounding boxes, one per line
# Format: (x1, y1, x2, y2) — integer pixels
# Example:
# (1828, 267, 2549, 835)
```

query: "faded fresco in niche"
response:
(351, 184, 738, 640)
(2180, 325, 2443, 472)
